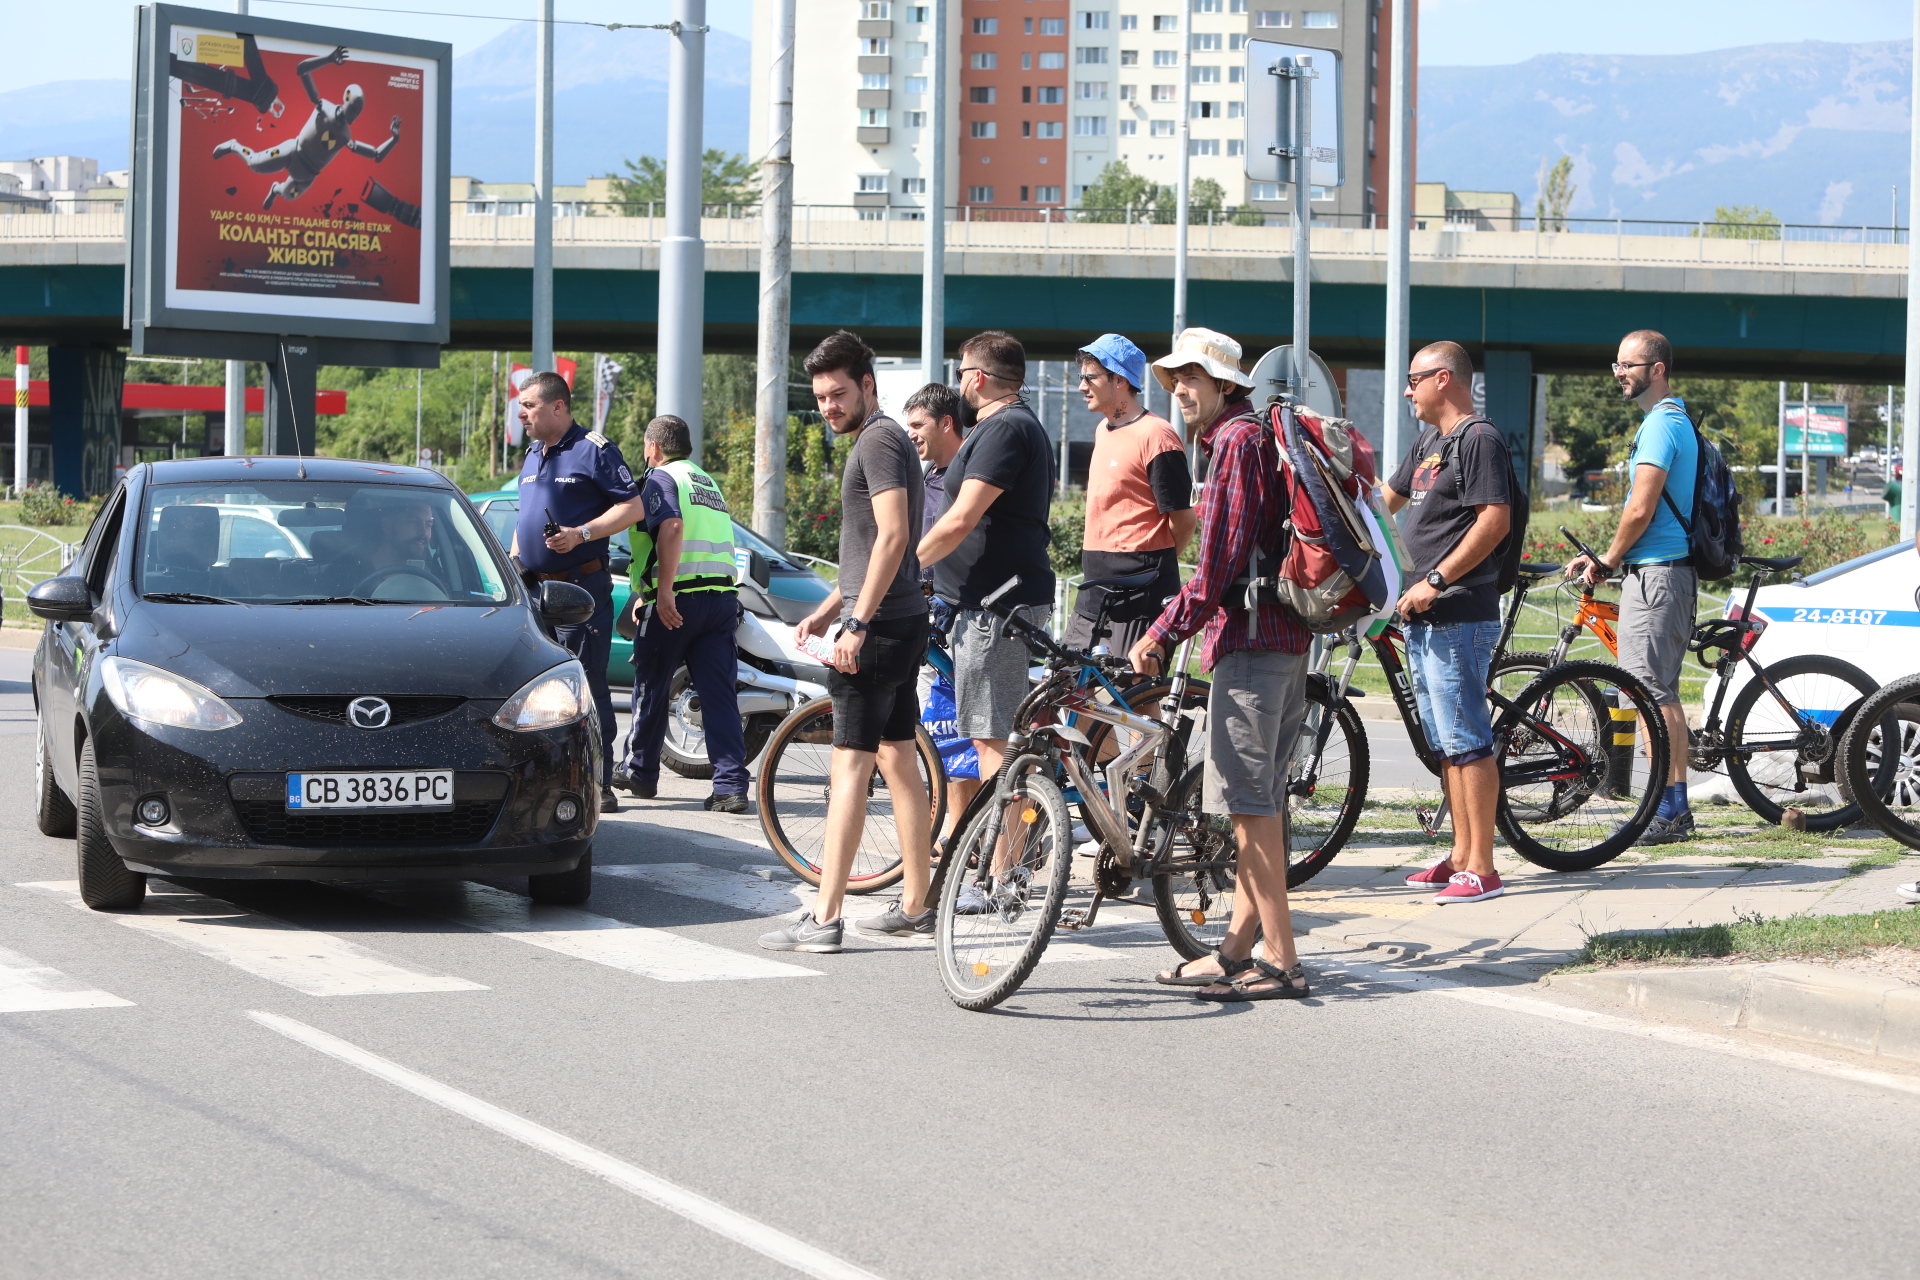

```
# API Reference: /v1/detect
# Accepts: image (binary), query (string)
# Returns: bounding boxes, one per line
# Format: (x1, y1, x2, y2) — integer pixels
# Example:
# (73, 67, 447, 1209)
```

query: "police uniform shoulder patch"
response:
(586, 430, 610, 447)
(617, 464, 635, 486)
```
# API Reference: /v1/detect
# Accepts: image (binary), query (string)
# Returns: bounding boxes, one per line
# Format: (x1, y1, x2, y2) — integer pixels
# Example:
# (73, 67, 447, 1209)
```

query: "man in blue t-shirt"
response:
(1566, 329, 1700, 844)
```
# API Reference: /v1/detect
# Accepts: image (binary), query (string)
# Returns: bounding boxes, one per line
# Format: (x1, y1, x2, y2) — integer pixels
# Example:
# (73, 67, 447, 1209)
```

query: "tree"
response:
(607, 150, 757, 214)
(1535, 154, 1576, 232)
(1697, 204, 1781, 241)
(1075, 160, 1158, 223)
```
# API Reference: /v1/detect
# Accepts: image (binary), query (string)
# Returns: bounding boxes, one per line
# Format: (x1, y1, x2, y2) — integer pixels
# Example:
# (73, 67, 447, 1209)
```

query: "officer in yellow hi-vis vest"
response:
(611, 415, 749, 812)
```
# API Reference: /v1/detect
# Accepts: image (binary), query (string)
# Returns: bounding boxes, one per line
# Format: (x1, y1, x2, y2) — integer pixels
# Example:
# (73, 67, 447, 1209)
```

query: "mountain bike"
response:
(1513, 527, 1886, 832)
(1839, 673, 1920, 847)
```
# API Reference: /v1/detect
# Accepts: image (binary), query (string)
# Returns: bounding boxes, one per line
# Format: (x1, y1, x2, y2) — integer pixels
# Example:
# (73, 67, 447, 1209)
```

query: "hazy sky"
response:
(1, 0, 1911, 95)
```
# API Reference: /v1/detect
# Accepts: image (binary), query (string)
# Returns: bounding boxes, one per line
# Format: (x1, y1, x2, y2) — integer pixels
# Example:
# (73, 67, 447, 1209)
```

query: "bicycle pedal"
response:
(1059, 908, 1092, 930)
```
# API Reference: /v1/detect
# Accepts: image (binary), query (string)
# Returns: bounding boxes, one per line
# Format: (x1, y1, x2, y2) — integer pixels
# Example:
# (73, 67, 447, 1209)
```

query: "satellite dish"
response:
(1247, 345, 1344, 420)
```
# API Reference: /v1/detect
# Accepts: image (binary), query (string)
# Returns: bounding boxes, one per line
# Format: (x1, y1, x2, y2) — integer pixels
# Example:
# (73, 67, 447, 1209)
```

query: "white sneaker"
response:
(1071, 822, 1090, 842)
(1897, 881, 1920, 904)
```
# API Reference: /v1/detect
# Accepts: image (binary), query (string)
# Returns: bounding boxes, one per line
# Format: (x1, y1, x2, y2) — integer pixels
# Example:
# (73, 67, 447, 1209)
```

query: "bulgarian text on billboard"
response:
(163, 24, 438, 326)
(1783, 403, 1849, 457)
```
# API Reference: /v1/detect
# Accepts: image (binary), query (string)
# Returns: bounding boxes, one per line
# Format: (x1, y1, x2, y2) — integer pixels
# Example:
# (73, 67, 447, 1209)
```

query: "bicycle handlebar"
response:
(1558, 525, 1623, 585)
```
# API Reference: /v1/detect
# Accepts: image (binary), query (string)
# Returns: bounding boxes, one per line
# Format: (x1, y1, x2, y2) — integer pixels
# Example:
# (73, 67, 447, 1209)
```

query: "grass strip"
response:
(1570, 907, 1920, 970)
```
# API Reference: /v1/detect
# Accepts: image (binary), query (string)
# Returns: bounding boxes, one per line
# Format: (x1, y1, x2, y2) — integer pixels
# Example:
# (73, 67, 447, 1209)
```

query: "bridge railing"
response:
(7, 205, 1906, 273)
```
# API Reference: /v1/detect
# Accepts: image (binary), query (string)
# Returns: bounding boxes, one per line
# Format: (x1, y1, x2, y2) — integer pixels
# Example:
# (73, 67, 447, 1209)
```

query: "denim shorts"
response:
(1406, 618, 1501, 767)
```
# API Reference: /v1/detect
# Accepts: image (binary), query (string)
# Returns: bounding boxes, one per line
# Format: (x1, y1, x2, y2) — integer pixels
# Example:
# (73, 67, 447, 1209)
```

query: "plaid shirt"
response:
(1145, 399, 1310, 670)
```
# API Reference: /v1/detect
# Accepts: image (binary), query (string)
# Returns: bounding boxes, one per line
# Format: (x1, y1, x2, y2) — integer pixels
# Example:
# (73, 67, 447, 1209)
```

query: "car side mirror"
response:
(746, 548, 771, 589)
(27, 576, 95, 623)
(537, 580, 595, 628)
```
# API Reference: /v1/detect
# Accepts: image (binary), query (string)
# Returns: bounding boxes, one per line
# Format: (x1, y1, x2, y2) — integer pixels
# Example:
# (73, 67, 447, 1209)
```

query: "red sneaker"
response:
(1404, 857, 1456, 887)
(1434, 870, 1503, 904)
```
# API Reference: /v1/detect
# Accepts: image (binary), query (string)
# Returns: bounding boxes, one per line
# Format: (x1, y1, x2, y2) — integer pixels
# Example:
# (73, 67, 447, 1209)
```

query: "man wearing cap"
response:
(1063, 334, 1196, 655)
(1129, 328, 1313, 1002)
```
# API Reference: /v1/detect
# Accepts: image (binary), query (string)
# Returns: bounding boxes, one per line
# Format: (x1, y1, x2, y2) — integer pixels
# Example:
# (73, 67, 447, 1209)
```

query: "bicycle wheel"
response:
(1725, 654, 1879, 831)
(1490, 651, 1553, 705)
(1839, 675, 1920, 849)
(935, 758, 1073, 1011)
(755, 699, 948, 893)
(1494, 659, 1668, 871)
(1286, 675, 1368, 885)
(1152, 763, 1239, 959)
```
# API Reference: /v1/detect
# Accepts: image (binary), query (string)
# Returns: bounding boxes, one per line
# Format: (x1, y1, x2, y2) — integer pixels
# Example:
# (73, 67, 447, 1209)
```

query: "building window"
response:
(1191, 65, 1220, 82)
(1039, 16, 1066, 34)
(1073, 115, 1109, 136)
(972, 17, 997, 34)
(1153, 50, 1178, 66)
(1022, 120, 1032, 137)
(1120, 14, 1138, 29)
(857, 174, 888, 192)
(1193, 0, 1222, 10)
(968, 185, 995, 203)
(1119, 83, 1137, 100)
(861, 108, 889, 126)
(858, 209, 886, 221)
(862, 1, 890, 16)
(1192, 32, 1221, 50)
(1149, 119, 1174, 136)
(1189, 138, 1220, 155)
(902, 177, 927, 194)
(970, 86, 996, 104)
(1303, 10, 1336, 26)
(908, 5, 929, 21)
(896, 210, 925, 220)
(905, 41, 928, 56)
(971, 52, 997, 69)
(1079, 10, 1109, 28)
(1191, 100, 1220, 117)
(1228, 99, 1244, 117)
(1020, 185, 1031, 202)
(1036, 185, 1062, 203)
(904, 110, 928, 127)
(1152, 15, 1179, 31)
(1036, 120, 1064, 137)
(905, 75, 928, 93)
(1255, 10, 1290, 26)
(970, 120, 997, 138)
(1150, 84, 1175, 101)
(1250, 181, 1281, 200)
(1022, 52, 1032, 68)
(1228, 65, 1244, 82)
(1039, 51, 1066, 67)
(1077, 80, 1107, 99)
(1227, 139, 1245, 156)
(862, 38, 889, 54)
(1039, 85, 1065, 103)
(1231, 0, 1247, 10)
(1229, 33, 1248, 50)
(1120, 49, 1139, 64)
(1118, 119, 1138, 135)
(1076, 46, 1108, 64)
(862, 73, 890, 90)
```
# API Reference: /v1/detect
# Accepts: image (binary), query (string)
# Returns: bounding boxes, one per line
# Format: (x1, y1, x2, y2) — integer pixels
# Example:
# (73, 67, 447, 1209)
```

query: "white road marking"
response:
(358, 883, 821, 983)
(19, 881, 486, 998)
(247, 1011, 888, 1280)
(0, 943, 133, 1013)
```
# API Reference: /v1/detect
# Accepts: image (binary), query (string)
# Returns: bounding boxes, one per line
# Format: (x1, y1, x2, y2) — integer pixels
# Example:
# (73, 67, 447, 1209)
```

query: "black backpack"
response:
(1651, 399, 1743, 581)
(1438, 417, 1530, 595)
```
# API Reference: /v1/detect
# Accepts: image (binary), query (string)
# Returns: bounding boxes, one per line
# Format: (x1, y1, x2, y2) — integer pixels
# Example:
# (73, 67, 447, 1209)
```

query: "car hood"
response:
(110, 599, 571, 699)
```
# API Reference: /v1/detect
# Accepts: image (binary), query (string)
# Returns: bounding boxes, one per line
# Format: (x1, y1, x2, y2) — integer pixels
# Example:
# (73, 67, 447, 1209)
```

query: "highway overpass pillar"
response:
(1482, 349, 1535, 497)
(47, 345, 124, 500)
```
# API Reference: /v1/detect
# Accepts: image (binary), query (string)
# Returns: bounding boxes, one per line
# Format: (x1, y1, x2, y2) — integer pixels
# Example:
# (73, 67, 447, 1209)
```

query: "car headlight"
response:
(100, 657, 244, 731)
(493, 661, 589, 731)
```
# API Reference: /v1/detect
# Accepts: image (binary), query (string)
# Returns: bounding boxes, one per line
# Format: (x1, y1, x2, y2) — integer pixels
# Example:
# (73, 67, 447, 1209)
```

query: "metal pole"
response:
(1172, 3, 1192, 355)
(532, 0, 555, 372)
(1382, 0, 1412, 466)
(753, 0, 795, 546)
(415, 367, 423, 467)
(1905, 0, 1920, 540)
(1776, 381, 1787, 516)
(1889, 384, 1896, 485)
(1056, 364, 1069, 496)
(1802, 381, 1811, 511)
(921, 0, 949, 383)
(1290, 58, 1312, 400)
(12, 346, 27, 493)
(657, 0, 709, 459)
(225, 0, 249, 459)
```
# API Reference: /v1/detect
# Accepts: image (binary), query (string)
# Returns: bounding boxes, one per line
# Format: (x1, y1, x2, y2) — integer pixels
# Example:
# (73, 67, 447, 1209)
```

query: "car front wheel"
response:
(529, 845, 592, 906)
(76, 738, 145, 911)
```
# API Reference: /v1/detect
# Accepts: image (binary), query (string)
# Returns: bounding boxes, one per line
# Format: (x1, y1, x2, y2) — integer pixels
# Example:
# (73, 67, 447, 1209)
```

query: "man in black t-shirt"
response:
(1383, 341, 1514, 906)
(918, 330, 1056, 834)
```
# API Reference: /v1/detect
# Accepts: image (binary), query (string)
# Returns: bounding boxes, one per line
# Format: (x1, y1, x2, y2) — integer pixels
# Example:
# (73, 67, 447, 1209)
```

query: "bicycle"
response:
(1509, 526, 1887, 832)
(1839, 674, 1920, 848)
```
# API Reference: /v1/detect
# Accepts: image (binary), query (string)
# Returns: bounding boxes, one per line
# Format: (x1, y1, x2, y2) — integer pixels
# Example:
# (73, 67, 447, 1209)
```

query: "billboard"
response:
(1783, 403, 1849, 457)
(129, 5, 450, 349)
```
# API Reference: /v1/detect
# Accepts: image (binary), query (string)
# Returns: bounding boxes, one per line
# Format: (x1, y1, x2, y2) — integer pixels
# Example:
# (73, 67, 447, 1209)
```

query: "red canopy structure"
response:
(0, 380, 347, 415)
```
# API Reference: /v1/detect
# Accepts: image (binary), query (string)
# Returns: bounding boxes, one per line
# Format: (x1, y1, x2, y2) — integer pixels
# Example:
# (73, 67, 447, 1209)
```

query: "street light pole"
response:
(1381, 0, 1412, 468)
(921, 0, 949, 383)
(657, 0, 709, 459)
(752, 0, 795, 546)
(1905, 0, 1920, 539)
(1290, 57, 1312, 401)
(1172, 3, 1192, 368)
(531, 0, 554, 372)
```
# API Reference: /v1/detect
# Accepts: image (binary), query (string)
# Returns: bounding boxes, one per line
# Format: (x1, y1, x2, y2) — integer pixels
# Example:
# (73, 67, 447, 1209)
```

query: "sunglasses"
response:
(1405, 367, 1445, 389)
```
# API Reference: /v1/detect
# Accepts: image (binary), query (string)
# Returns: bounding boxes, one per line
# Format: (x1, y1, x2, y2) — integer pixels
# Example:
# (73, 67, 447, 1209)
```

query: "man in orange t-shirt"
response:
(1063, 333, 1198, 654)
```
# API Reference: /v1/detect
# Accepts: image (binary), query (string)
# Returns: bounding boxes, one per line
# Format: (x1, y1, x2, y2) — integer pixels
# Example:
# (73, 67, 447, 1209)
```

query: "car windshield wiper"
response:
(143, 591, 244, 605)
(275, 596, 382, 606)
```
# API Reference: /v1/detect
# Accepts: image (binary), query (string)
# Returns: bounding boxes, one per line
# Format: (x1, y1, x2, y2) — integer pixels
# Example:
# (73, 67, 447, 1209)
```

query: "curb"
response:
(1546, 963, 1920, 1065)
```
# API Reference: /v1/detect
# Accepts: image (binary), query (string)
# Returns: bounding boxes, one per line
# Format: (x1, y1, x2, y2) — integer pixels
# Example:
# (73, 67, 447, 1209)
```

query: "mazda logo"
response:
(348, 697, 393, 730)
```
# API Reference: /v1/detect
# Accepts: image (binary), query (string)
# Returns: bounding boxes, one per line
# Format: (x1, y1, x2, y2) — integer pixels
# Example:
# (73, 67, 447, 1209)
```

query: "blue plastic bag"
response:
(922, 671, 978, 780)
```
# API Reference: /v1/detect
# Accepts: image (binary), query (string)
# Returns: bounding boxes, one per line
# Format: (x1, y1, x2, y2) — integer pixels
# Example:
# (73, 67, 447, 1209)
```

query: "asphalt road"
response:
(5, 644, 1920, 1279)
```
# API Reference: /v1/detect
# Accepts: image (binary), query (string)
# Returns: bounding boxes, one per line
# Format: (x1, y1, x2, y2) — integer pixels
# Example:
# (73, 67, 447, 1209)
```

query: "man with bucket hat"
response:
(1062, 333, 1197, 656)
(1129, 327, 1313, 1002)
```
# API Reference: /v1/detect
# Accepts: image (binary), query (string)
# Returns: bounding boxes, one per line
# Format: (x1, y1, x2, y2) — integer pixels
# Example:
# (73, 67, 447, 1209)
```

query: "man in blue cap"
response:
(1062, 333, 1197, 655)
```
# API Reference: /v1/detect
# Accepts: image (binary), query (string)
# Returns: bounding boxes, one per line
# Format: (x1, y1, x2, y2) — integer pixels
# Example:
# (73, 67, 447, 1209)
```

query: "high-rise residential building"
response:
(757, 0, 1409, 220)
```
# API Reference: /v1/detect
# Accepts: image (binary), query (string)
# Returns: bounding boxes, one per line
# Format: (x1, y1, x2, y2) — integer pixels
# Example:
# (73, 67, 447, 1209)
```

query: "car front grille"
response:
(268, 696, 467, 727)
(235, 800, 503, 847)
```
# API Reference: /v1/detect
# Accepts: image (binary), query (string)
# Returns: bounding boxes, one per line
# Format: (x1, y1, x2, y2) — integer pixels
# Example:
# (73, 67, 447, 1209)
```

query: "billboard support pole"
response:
(920, 0, 948, 387)
(532, 0, 555, 373)
(224, 0, 250, 458)
(1776, 381, 1786, 515)
(1906, 0, 1920, 540)
(657, 0, 708, 460)
(752, 0, 795, 547)
(1802, 381, 1811, 511)
(1382, 0, 1412, 469)
(266, 339, 316, 457)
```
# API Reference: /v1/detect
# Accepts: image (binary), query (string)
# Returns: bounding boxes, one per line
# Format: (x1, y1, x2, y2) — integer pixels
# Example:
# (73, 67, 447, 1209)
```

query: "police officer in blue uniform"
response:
(511, 371, 648, 813)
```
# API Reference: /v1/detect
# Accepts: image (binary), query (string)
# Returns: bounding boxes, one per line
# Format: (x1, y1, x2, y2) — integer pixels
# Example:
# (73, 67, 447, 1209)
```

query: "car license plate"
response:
(286, 771, 455, 810)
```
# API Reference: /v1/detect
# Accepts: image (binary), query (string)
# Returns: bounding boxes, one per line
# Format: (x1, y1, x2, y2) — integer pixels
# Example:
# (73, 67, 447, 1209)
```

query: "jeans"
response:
(623, 590, 748, 794)
(1406, 618, 1501, 767)
(552, 569, 616, 785)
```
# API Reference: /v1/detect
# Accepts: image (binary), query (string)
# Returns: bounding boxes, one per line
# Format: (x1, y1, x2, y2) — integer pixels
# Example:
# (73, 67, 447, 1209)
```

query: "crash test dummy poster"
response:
(164, 24, 438, 323)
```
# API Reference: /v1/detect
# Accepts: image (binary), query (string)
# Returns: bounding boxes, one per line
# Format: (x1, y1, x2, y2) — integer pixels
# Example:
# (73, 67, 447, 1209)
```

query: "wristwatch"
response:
(844, 617, 870, 635)
(1426, 570, 1448, 590)
(576, 525, 593, 542)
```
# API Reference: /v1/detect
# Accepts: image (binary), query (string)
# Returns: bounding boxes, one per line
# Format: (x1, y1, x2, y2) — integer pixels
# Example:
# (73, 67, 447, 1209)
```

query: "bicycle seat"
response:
(1516, 562, 1562, 579)
(1079, 569, 1160, 594)
(1739, 555, 1803, 572)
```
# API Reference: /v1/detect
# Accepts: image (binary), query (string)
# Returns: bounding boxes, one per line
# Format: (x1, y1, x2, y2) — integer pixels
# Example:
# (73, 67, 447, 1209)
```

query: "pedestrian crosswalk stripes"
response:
(19, 881, 488, 998)
(0, 942, 133, 1013)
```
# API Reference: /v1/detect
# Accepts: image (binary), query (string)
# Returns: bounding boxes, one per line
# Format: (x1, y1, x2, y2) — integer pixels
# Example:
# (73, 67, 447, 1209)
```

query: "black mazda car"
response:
(28, 457, 602, 911)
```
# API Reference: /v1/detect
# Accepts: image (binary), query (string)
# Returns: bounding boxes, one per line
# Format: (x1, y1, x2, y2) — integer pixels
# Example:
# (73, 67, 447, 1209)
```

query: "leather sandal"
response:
(1155, 949, 1252, 987)
(1195, 958, 1310, 1002)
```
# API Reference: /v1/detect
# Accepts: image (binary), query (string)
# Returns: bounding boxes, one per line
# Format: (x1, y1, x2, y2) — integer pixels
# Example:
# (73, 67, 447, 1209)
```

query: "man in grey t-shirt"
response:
(763, 330, 933, 955)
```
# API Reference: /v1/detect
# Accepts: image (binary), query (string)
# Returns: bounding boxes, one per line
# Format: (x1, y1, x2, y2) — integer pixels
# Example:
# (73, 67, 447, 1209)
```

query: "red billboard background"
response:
(172, 32, 426, 306)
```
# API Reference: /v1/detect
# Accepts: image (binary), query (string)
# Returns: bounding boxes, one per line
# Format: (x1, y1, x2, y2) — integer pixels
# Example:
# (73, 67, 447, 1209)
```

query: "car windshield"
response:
(137, 481, 512, 605)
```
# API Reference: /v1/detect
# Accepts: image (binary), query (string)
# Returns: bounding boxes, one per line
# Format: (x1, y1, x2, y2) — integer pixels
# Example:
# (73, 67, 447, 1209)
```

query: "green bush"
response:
(1049, 494, 1085, 577)
(1524, 508, 1899, 581)
(19, 483, 78, 526)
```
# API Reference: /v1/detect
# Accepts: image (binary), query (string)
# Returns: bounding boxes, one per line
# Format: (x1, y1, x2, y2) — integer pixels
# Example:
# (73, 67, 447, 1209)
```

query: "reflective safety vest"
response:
(630, 459, 736, 596)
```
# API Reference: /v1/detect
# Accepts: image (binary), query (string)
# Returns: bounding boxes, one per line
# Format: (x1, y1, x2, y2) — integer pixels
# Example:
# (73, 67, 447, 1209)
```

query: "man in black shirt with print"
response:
(1383, 341, 1514, 905)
